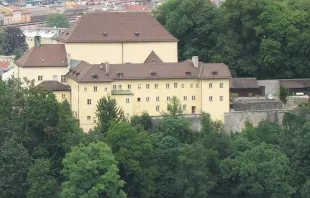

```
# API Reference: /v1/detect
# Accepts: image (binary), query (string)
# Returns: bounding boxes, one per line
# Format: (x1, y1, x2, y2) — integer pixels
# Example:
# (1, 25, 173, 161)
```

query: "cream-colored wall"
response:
(15, 66, 69, 85)
(123, 42, 178, 63)
(64, 42, 178, 64)
(64, 43, 122, 64)
(54, 90, 71, 103)
(201, 79, 230, 121)
(26, 37, 54, 49)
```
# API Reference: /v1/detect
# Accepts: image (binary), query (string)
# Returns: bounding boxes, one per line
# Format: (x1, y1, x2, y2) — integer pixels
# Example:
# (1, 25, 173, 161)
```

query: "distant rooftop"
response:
(57, 12, 178, 43)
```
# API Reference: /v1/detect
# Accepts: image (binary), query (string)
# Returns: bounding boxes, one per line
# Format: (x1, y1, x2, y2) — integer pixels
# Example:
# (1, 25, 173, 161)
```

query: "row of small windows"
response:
(87, 96, 223, 105)
(84, 83, 225, 92)
(37, 75, 67, 82)
(112, 83, 224, 90)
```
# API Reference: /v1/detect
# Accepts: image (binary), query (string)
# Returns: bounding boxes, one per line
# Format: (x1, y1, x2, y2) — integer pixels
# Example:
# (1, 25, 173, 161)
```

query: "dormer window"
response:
(92, 73, 98, 79)
(185, 71, 192, 77)
(135, 32, 140, 36)
(76, 71, 80, 76)
(103, 32, 108, 36)
(117, 72, 124, 78)
(212, 71, 218, 76)
(150, 71, 156, 78)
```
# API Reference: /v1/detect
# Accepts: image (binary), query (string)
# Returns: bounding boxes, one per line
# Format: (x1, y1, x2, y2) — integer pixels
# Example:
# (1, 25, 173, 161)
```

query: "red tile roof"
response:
(122, 4, 152, 11)
(57, 12, 178, 43)
(15, 44, 68, 67)
(0, 62, 9, 68)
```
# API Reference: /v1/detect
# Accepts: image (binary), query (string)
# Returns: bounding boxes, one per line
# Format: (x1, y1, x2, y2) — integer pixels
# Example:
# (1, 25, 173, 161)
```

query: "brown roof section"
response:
(57, 12, 178, 43)
(37, 80, 71, 91)
(279, 79, 310, 89)
(15, 44, 68, 67)
(144, 51, 163, 63)
(67, 61, 231, 83)
(230, 78, 259, 89)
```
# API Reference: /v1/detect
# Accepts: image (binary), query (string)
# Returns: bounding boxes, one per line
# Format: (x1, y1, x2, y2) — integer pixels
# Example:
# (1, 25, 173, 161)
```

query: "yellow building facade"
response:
(66, 59, 231, 132)
(57, 12, 178, 64)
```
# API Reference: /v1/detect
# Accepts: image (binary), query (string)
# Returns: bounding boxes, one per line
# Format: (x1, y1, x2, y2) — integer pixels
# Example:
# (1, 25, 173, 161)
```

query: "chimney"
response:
(105, 62, 109, 74)
(192, 56, 199, 68)
(34, 30, 41, 47)
(67, 53, 71, 68)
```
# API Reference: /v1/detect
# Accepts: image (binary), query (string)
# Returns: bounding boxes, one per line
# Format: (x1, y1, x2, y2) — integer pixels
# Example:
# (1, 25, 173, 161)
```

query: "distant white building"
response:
(22, 27, 67, 48)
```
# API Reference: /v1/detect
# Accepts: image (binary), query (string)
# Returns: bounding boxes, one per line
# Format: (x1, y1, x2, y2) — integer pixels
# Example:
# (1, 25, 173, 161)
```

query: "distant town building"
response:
(0, 5, 31, 25)
(22, 27, 66, 48)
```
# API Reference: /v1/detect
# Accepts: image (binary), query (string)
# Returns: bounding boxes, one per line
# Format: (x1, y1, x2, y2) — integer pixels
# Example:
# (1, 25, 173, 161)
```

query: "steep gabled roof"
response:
(57, 12, 178, 43)
(144, 51, 163, 63)
(37, 81, 71, 91)
(15, 44, 68, 67)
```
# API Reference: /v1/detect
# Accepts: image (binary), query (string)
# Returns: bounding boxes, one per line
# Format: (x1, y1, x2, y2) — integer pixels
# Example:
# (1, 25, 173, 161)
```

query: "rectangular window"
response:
(155, 84, 159, 89)
(87, 116, 91, 120)
(146, 84, 150, 89)
(138, 84, 142, 89)
(184, 96, 188, 101)
(118, 85, 122, 90)
(183, 104, 187, 110)
(113, 85, 117, 90)
(137, 97, 141, 102)
(181, 84, 184, 88)
(196, 84, 199, 88)
(53, 75, 58, 81)
(128, 84, 131, 89)
(174, 83, 177, 88)
(146, 97, 150, 102)
(62, 94, 66, 99)
(126, 98, 130, 103)
(209, 83, 213, 88)
(167, 96, 171, 101)
(38, 76, 43, 81)
(84, 87, 87, 92)
(209, 96, 213, 102)
(156, 96, 160, 102)
(87, 99, 91, 105)
(220, 83, 224, 88)
(104, 87, 108, 92)
(166, 83, 170, 89)
(61, 75, 67, 83)
(156, 105, 160, 112)
(190, 84, 193, 88)
(94, 86, 97, 92)
(220, 96, 223, 101)
(192, 96, 196, 101)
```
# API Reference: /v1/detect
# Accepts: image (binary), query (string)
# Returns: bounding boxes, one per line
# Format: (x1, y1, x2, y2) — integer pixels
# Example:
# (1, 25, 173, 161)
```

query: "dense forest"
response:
(2, 78, 310, 198)
(154, 0, 310, 79)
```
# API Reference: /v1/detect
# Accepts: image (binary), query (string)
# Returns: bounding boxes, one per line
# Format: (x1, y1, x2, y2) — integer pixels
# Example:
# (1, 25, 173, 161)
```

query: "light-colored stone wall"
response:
(257, 80, 280, 96)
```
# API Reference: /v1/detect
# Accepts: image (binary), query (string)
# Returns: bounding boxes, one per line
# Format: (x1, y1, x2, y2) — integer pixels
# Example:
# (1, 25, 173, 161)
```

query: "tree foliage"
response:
(45, 14, 70, 28)
(27, 159, 57, 198)
(95, 95, 125, 135)
(61, 142, 126, 198)
(155, 0, 310, 79)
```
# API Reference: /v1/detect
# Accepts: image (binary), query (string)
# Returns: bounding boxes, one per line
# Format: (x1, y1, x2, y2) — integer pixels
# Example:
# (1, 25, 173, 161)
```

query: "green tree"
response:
(27, 159, 57, 198)
(61, 142, 126, 198)
(280, 85, 289, 104)
(151, 133, 181, 198)
(301, 180, 310, 198)
(4, 27, 28, 56)
(163, 96, 185, 116)
(221, 142, 296, 197)
(106, 123, 155, 198)
(45, 14, 70, 28)
(177, 142, 218, 198)
(95, 95, 125, 135)
(154, 0, 218, 61)
(0, 139, 31, 198)
(130, 111, 153, 131)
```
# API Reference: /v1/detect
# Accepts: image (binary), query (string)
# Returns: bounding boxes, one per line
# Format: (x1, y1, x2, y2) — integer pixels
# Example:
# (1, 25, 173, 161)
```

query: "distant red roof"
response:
(122, 4, 152, 11)
(0, 62, 10, 68)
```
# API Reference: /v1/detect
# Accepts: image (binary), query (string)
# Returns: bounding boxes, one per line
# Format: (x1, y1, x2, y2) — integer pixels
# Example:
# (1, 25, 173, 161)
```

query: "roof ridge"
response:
(79, 61, 94, 81)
